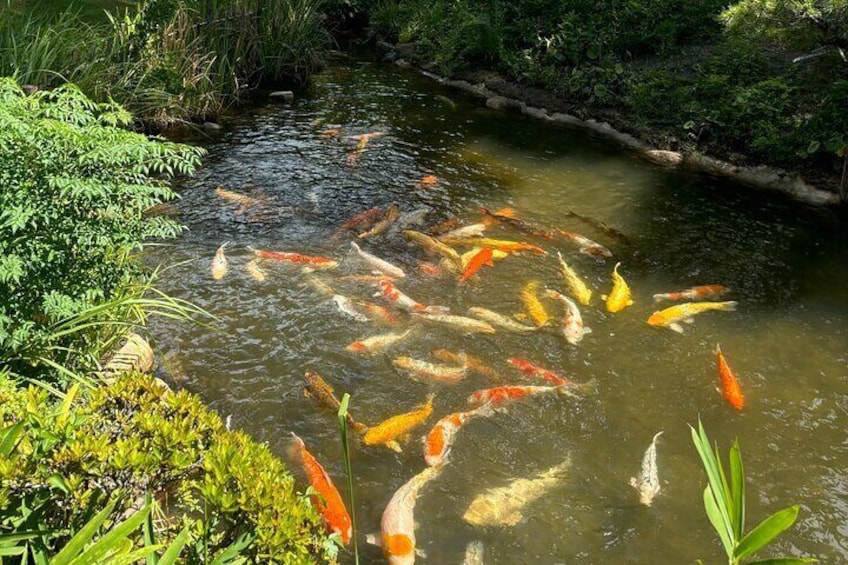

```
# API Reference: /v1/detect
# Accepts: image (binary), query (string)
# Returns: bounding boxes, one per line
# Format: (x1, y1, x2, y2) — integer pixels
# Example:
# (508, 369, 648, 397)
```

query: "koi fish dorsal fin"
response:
(386, 440, 403, 452)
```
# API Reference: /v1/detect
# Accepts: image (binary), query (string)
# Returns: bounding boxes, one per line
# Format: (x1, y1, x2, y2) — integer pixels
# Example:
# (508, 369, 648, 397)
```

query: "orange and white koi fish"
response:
(423, 403, 495, 467)
(363, 395, 434, 452)
(245, 259, 266, 282)
(289, 433, 353, 544)
(416, 175, 440, 189)
(468, 385, 576, 408)
(466, 307, 537, 333)
(545, 289, 592, 345)
(350, 241, 406, 278)
(355, 299, 402, 326)
(437, 223, 487, 240)
(432, 349, 497, 379)
(442, 237, 546, 255)
(247, 246, 338, 270)
(556, 251, 592, 305)
(359, 204, 400, 239)
(403, 230, 462, 267)
(602, 262, 633, 313)
(716, 344, 744, 410)
(459, 248, 494, 282)
(376, 280, 427, 312)
(413, 312, 496, 334)
(521, 281, 550, 327)
(653, 284, 730, 303)
(332, 294, 369, 322)
(393, 356, 469, 384)
(647, 301, 737, 333)
(556, 230, 612, 258)
(304, 371, 368, 434)
(507, 357, 580, 388)
(211, 242, 229, 280)
(347, 329, 412, 354)
(367, 464, 442, 565)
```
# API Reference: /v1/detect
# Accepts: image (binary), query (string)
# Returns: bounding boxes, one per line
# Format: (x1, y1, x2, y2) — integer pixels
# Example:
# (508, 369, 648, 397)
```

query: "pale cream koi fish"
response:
(630, 431, 663, 506)
(351, 241, 406, 278)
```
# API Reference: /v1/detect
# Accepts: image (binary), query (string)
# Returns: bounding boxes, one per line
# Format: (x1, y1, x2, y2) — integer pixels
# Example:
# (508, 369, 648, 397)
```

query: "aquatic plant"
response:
(690, 419, 816, 565)
(338, 393, 360, 564)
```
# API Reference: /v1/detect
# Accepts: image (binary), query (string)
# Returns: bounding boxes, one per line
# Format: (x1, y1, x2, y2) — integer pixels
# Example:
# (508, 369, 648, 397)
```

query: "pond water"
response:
(147, 56, 848, 564)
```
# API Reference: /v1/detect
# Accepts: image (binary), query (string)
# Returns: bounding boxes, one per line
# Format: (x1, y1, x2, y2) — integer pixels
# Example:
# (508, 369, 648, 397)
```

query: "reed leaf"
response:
(338, 393, 360, 564)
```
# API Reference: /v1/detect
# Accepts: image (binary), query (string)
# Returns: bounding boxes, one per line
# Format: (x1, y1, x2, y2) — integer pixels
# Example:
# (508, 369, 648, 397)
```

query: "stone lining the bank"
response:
(412, 63, 840, 206)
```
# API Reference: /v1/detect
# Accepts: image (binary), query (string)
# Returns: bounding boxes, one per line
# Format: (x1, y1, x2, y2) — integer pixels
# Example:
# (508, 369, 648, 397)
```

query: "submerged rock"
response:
(269, 90, 294, 102)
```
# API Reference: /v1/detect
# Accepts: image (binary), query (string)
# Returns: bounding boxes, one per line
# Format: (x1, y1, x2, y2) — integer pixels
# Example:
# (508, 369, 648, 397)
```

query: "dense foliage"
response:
(0, 373, 336, 563)
(0, 79, 204, 382)
(366, 0, 848, 192)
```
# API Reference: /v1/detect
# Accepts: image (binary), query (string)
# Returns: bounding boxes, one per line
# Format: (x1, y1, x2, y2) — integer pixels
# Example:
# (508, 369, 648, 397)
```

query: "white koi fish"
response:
(423, 403, 495, 467)
(437, 223, 487, 240)
(413, 313, 496, 334)
(545, 289, 591, 345)
(376, 280, 427, 312)
(557, 230, 612, 258)
(351, 241, 406, 278)
(393, 356, 469, 384)
(332, 294, 368, 322)
(467, 307, 538, 333)
(210, 242, 229, 280)
(347, 330, 412, 354)
(245, 259, 265, 282)
(630, 431, 663, 506)
(463, 457, 571, 527)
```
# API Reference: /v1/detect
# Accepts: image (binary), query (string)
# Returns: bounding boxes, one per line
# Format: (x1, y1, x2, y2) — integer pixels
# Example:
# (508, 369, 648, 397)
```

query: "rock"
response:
(485, 96, 525, 113)
(22, 84, 39, 96)
(101, 333, 155, 380)
(522, 106, 549, 121)
(269, 90, 294, 103)
(550, 112, 584, 127)
(202, 121, 223, 131)
(382, 51, 398, 62)
(642, 150, 683, 167)
(394, 59, 412, 69)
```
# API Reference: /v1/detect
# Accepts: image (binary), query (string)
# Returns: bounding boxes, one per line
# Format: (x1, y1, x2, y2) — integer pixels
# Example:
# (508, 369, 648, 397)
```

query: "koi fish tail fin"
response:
(719, 301, 738, 311)
(350, 241, 361, 253)
(652, 431, 664, 444)
(578, 378, 599, 396)
(715, 343, 722, 355)
(582, 326, 593, 336)
(286, 432, 304, 463)
(365, 533, 381, 548)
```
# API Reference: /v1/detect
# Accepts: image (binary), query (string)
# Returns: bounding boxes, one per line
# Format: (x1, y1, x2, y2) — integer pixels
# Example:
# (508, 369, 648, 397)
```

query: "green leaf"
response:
(704, 486, 734, 559)
(746, 559, 818, 564)
(729, 440, 745, 540)
(51, 498, 118, 565)
(69, 503, 152, 565)
(0, 420, 24, 456)
(806, 140, 820, 154)
(156, 526, 188, 565)
(734, 505, 800, 561)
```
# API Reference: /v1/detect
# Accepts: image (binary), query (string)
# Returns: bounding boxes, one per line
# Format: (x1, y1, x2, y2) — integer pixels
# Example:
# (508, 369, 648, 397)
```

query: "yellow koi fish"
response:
(363, 395, 434, 452)
(210, 242, 228, 280)
(556, 251, 592, 305)
(521, 281, 550, 326)
(441, 237, 546, 255)
(602, 262, 633, 313)
(245, 259, 266, 282)
(403, 230, 462, 267)
(647, 301, 738, 333)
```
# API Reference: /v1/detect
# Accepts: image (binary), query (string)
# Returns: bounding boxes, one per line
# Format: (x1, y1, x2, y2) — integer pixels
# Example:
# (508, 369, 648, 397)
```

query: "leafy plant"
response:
(690, 419, 816, 565)
(337, 393, 359, 565)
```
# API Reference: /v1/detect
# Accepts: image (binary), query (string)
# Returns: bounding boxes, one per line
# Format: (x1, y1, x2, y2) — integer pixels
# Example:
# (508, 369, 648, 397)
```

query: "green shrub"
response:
(0, 372, 336, 563)
(0, 78, 204, 384)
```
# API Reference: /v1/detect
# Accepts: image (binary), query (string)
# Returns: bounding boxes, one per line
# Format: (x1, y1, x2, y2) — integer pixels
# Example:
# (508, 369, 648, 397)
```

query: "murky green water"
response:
(147, 57, 848, 564)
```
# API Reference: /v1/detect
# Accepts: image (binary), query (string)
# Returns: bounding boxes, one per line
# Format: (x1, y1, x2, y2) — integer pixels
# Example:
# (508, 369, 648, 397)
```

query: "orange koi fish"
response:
(521, 280, 550, 327)
(363, 395, 434, 452)
(304, 371, 368, 434)
(367, 465, 442, 565)
(423, 403, 495, 467)
(508, 358, 579, 388)
(459, 248, 494, 282)
(355, 299, 402, 326)
(289, 433, 353, 544)
(468, 385, 576, 408)
(210, 242, 229, 280)
(653, 284, 730, 303)
(556, 230, 612, 258)
(416, 175, 440, 189)
(419, 261, 443, 277)
(433, 349, 497, 379)
(716, 344, 744, 410)
(347, 329, 412, 355)
(247, 246, 338, 269)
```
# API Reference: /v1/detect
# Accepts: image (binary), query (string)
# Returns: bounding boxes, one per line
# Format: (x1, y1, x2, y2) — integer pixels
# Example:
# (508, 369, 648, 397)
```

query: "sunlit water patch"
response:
(147, 57, 848, 564)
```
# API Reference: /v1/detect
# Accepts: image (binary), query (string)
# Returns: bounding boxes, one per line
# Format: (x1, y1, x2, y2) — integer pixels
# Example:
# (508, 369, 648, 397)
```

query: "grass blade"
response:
(338, 393, 359, 565)
(729, 440, 745, 540)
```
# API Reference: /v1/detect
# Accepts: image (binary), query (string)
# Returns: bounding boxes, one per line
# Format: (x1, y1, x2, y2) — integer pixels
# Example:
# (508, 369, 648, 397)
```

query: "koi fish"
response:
(350, 242, 406, 278)
(428, 217, 460, 235)
(602, 262, 633, 313)
(332, 294, 369, 322)
(467, 307, 538, 333)
(423, 403, 495, 467)
(653, 284, 730, 303)
(630, 431, 663, 506)
(436, 94, 457, 109)
(413, 313, 496, 334)
(468, 385, 576, 408)
(403, 230, 462, 267)
(480, 206, 516, 226)
(347, 329, 412, 354)
(556, 251, 592, 305)
(332, 206, 382, 238)
(463, 541, 485, 565)
(210, 242, 229, 280)
(376, 280, 427, 312)
(367, 464, 442, 565)
(392, 208, 432, 233)
(303, 274, 335, 298)
(347, 131, 387, 142)
(359, 204, 400, 239)
(507, 358, 579, 388)
(318, 126, 341, 139)
(215, 186, 261, 208)
(432, 349, 497, 379)
(289, 433, 353, 543)
(393, 356, 468, 384)
(419, 261, 443, 277)
(716, 344, 744, 410)
(463, 457, 571, 527)
(247, 247, 339, 270)
(479, 207, 555, 239)
(355, 299, 402, 326)
(459, 248, 494, 282)
(339, 274, 398, 283)
(304, 371, 368, 434)
(439, 256, 463, 276)
(437, 223, 487, 240)
(245, 259, 266, 282)
(416, 175, 440, 189)
(647, 301, 738, 333)
(363, 395, 434, 452)
(442, 237, 546, 255)
(460, 247, 507, 269)
(545, 289, 592, 345)
(556, 230, 612, 258)
(521, 281, 550, 327)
